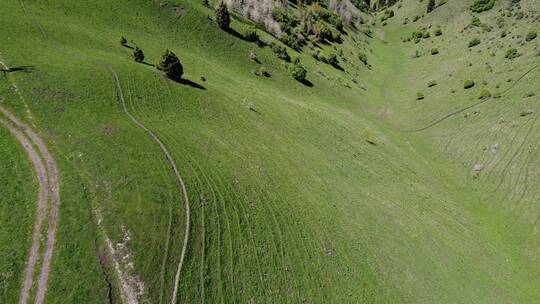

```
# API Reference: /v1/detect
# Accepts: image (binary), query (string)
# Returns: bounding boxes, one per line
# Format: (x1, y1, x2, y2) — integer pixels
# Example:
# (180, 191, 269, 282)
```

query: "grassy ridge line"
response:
(109, 67, 190, 304)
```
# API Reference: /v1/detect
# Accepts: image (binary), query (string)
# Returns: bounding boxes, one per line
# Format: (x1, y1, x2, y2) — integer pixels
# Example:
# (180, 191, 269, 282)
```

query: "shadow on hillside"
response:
(225, 27, 251, 42)
(122, 45, 134, 50)
(139, 61, 155, 67)
(173, 78, 206, 90)
(299, 79, 314, 87)
(1, 66, 34, 73)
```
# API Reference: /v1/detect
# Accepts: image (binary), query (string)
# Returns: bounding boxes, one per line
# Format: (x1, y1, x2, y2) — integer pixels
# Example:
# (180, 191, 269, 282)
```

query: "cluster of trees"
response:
(271, 3, 344, 50)
(120, 37, 184, 81)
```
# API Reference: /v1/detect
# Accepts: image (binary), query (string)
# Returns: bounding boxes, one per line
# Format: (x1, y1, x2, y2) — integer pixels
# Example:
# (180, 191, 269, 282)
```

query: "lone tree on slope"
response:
(120, 36, 128, 46)
(133, 47, 145, 62)
(215, 2, 231, 30)
(157, 50, 184, 80)
(427, 0, 436, 12)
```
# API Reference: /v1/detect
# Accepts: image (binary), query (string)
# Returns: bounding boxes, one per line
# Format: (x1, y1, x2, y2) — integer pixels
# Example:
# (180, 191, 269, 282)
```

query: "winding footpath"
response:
(401, 65, 539, 132)
(0, 105, 60, 304)
(109, 67, 191, 304)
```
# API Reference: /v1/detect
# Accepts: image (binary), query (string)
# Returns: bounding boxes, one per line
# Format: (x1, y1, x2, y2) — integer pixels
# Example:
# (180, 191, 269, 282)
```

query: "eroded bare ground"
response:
(0, 105, 60, 304)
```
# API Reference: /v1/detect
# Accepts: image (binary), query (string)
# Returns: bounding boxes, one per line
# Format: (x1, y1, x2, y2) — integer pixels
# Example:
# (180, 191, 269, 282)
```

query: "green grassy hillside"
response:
(1, 0, 539, 303)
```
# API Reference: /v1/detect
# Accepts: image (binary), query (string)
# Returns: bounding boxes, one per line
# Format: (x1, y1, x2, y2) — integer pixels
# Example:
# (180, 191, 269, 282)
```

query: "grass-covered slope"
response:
(1, 0, 539, 303)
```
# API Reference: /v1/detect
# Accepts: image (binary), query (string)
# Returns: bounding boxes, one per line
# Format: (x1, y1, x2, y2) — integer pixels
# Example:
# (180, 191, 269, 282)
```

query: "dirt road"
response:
(0, 106, 60, 304)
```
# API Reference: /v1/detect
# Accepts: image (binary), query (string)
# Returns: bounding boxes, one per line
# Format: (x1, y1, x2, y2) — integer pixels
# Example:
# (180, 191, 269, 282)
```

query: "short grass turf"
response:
(0, 0, 540, 303)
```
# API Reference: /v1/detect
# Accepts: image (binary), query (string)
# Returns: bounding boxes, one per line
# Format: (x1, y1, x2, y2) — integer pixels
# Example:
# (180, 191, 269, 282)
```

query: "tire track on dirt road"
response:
(108, 67, 191, 304)
(0, 106, 60, 304)
(0, 112, 48, 304)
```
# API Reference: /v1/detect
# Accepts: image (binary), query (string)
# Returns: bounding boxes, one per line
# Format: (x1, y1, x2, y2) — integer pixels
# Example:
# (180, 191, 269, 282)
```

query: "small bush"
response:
(470, 16, 482, 27)
(254, 66, 271, 77)
(326, 53, 340, 67)
(416, 92, 425, 100)
(133, 47, 144, 62)
(427, 80, 437, 87)
(249, 49, 258, 62)
(464, 80, 475, 89)
(470, 0, 495, 13)
(381, 9, 395, 22)
(272, 44, 290, 62)
(434, 28, 442, 36)
(358, 52, 368, 65)
(478, 89, 492, 99)
(427, 0, 436, 13)
(120, 36, 127, 46)
(422, 31, 431, 38)
(281, 33, 303, 50)
(526, 31, 537, 41)
(468, 38, 481, 47)
(289, 61, 307, 81)
(431, 48, 439, 55)
(245, 27, 259, 42)
(505, 48, 520, 59)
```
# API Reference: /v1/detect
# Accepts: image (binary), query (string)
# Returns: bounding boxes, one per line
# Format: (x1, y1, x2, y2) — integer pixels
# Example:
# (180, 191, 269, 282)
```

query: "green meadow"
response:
(0, 0, 539, 302)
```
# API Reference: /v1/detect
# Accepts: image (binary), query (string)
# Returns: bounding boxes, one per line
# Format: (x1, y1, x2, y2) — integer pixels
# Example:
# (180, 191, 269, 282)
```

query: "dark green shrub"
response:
(416, 92, 425, 100)
(526, 31, 537, 41)
(469, 38, 481, 47)
(254, 66, 271, 77)
(381, 10, 395, 22)
(464, 80, 475, 89)
(329, 15, 344, 32)
(470, 16, 481, 27)
(478, 89, 492, 99)
(353, 0, 370, 12)
(281, 33, 303, 50)
(157, 50, 184, 80)
(434, 28, 442, 36)
(272, 44, 290, 62)
(427, 80, 437, 87)
(133, 47, 144, 62)
(358, 52, 368, 65)
(244, 27, 259, 42)
(215, 2, 231, 30)
(431, 48, 439, 55)
(326, 53, 339, 67)
(505, 48, 520, 59)
(427, 0, 436, 13)
(422, 31, 431, 38)
(470, 0, 495, 13)
(412, 31, 424, 39)
(289, 61, 307, 81)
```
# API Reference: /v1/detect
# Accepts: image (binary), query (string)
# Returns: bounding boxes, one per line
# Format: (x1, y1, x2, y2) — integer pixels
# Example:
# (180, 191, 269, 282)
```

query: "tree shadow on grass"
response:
(139, 61, 155, 67)
(299, 79, 314, 87)
(224, 27, 250, 42)
(1, 66, 34, 73)
(122, 44, 134, 50)
(171, 77, 206, 90)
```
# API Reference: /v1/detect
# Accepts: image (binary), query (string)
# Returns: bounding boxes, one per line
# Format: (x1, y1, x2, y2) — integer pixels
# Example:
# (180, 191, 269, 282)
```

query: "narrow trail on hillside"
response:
(0, 106, 61, 304)
(399, 65, 539, 132)
(108, 67, 191, 304)
(0, 111, 48, 304)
